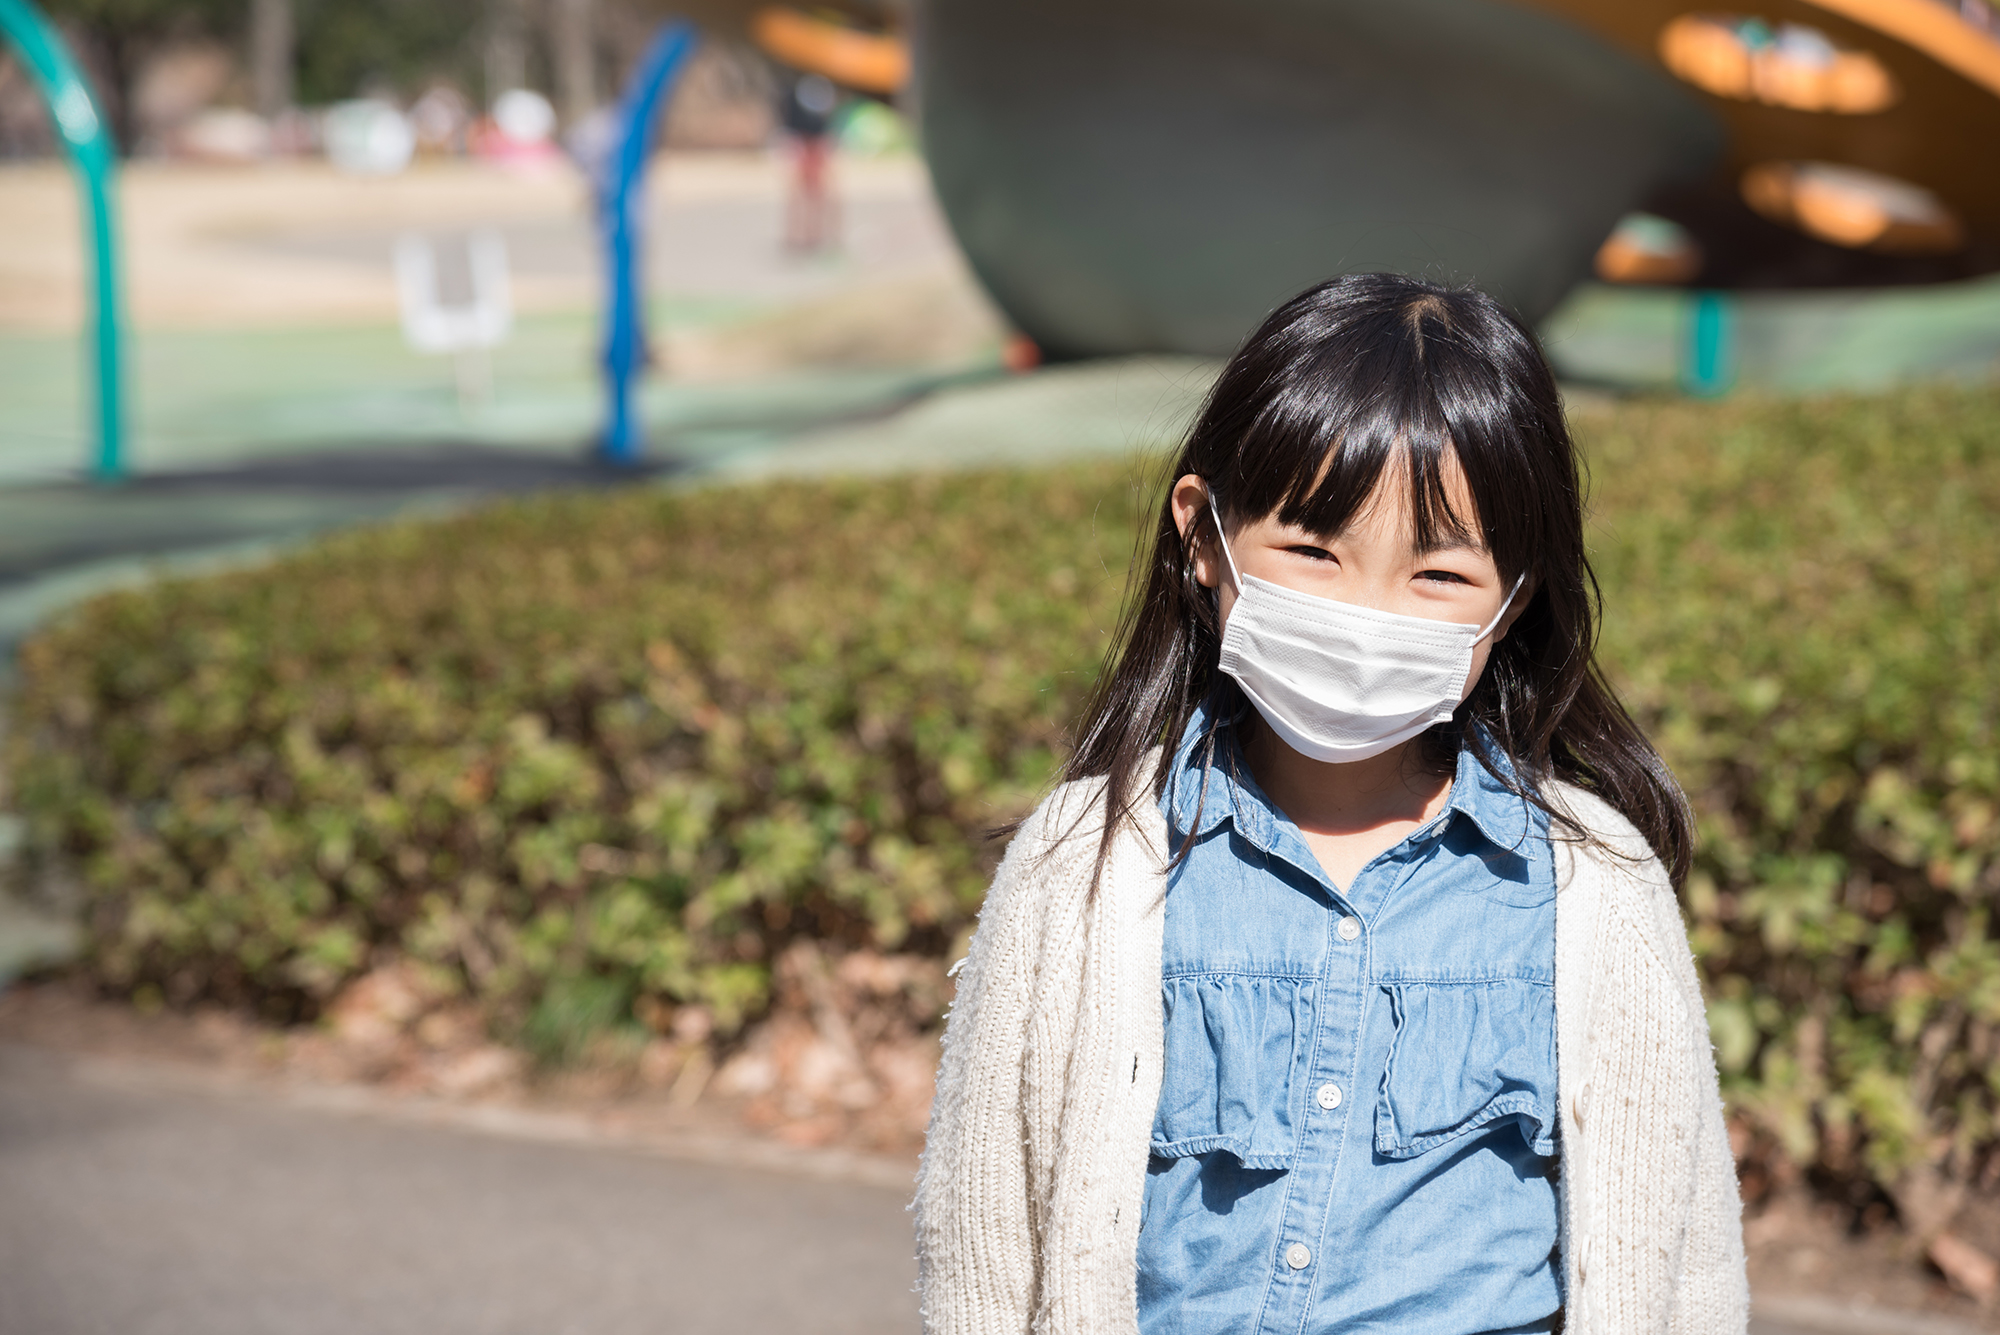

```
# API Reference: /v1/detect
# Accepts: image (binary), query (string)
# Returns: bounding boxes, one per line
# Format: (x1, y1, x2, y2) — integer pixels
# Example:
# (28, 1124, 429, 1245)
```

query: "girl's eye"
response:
(1287, 546, 1337, 563)
(1417, 569, 1469, 584)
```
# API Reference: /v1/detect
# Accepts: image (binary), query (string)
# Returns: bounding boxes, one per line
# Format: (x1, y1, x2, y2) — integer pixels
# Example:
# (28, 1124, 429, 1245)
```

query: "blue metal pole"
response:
(1680, 289, 1735, 398)
(0, 0, 126, 480)
(598, 21, 698, 465)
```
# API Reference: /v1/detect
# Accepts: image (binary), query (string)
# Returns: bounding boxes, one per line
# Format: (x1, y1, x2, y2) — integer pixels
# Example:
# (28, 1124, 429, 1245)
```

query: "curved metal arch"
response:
(0, 0, 125, 480)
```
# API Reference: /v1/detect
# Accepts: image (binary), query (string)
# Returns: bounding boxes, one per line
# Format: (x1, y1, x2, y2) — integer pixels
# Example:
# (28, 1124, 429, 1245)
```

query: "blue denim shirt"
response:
(1137, 708, 1562, 1335)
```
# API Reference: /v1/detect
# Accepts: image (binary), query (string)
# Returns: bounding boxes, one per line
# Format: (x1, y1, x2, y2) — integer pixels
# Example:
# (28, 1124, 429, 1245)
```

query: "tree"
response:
(39, 0, 239, 153)
(290, 0, 486, 106)
(248, 0, 290, 116)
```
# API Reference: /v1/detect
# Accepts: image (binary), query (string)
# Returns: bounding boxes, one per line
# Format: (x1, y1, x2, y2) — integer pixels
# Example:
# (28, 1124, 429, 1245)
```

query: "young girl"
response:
(915, 274, 1747, 1334)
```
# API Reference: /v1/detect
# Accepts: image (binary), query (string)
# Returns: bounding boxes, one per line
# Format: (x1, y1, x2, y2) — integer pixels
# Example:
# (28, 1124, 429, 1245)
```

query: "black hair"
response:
(1056, 272, 1694, 887)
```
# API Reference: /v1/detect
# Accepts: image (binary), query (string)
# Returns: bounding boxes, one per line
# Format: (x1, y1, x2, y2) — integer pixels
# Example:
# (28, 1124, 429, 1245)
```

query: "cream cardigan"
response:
(915, 775, 1748, 1335)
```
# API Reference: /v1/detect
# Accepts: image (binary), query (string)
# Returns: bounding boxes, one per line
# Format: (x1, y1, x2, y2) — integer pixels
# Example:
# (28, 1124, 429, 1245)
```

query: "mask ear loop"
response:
(1203, 488, 1244, 592)
(1193, 487, 1250, 788)
(1474, 571, 1529, 643)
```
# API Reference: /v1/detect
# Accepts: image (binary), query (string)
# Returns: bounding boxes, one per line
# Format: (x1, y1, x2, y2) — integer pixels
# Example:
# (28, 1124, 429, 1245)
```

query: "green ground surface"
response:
(1545, 278, 2000, 392)
(7, 279, 2000, 482)
(0, 308, 958, 482)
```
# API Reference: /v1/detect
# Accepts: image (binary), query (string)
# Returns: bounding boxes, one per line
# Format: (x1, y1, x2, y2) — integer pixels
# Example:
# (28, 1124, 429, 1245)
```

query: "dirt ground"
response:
(1745, 1189, 2000, 1328)
(0, 153, 970, 332)
(3, 976, 1996, 1329)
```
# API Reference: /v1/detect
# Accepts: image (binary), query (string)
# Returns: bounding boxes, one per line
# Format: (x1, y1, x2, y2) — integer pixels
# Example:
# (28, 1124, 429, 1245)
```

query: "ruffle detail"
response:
(1374, 980, 1558, 1159)
(1150, 972, 1317, 1169)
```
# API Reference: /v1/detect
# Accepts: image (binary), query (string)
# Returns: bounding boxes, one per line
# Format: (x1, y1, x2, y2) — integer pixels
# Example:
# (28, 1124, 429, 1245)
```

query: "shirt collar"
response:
(1162, 701, 1264, 844)
(1161, 704, 1535, 854)
(1442, 734, 1535, 852)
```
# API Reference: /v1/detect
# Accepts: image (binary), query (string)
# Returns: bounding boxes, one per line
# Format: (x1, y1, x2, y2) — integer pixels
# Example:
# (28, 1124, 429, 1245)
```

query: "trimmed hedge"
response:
(9, 382, 2000, 1224)
(1584, 385, 2000, 1229)
(8, 468, 1143, 1041)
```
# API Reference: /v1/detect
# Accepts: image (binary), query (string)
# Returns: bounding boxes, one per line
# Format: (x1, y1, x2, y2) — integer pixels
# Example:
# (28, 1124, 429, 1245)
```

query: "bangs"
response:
(1206, 292, 1553, 580)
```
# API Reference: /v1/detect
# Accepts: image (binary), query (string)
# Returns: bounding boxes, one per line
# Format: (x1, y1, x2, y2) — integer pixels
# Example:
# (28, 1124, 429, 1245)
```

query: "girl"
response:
(915, 274, 1746, 1334)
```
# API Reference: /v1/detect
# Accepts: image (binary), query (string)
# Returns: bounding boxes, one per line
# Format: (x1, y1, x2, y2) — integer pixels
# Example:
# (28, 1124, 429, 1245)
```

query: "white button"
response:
(1285, 1242, 1312, 1270)
(1337, 916, 1362, 941)
(1315, 1082, 1343, 1110)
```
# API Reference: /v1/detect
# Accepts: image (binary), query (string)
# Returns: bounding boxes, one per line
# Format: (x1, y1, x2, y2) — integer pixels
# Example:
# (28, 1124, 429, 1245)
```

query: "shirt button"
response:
(1315, 1082, 1343, 1110)
(1285, 1242, 1312, 1270)
(1337, 916, 1362, 942)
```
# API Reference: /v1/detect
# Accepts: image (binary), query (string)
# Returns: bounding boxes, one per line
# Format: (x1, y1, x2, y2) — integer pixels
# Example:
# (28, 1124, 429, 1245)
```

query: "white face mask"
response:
(1206, 494, 1524, 764)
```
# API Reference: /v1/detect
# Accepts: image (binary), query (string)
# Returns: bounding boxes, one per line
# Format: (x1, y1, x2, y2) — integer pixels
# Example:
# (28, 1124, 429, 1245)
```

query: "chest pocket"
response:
(1374, 979, 1558, 1160)
(1151, 973, 1315, 1170)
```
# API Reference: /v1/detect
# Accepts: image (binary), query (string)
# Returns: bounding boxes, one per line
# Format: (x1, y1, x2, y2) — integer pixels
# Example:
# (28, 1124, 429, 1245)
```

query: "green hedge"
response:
(8, 469, 1143, 1041)
(9, 382, 1999, 1222)
(1584, 385, 2000, 1227)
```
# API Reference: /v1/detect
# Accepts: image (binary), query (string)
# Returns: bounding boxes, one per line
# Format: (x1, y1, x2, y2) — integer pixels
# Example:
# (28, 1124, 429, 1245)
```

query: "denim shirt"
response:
(1137, 708, 1562, 1335)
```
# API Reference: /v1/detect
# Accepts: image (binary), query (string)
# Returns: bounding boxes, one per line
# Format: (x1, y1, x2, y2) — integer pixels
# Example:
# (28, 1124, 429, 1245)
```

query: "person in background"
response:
(778, 71, 841, 254)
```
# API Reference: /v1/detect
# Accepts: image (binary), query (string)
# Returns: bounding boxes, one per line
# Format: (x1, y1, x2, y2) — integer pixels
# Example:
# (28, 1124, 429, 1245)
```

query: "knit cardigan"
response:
(914, 774, 1748, 1335)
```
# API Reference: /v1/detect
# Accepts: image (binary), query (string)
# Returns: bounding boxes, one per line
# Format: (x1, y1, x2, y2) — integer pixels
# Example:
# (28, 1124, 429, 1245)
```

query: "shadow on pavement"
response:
(122, 442, 683, 494)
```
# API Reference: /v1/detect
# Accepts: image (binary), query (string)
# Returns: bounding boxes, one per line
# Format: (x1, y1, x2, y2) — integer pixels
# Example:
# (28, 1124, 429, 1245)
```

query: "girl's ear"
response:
(1170, 474, 1222, 590)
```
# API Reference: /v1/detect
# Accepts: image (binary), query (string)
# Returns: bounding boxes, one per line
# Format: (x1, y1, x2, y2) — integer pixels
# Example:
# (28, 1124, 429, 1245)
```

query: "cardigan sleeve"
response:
(915, 792, 1096, 1335)
(1636, 863, 1751, 1335)
(1555, 795, 1748, 1335)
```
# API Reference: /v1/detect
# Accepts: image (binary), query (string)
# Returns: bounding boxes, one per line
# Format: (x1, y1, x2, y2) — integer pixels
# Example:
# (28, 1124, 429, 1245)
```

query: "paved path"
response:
(2, 1041, 1978, 1335)
(0, 1043, 920, 1335)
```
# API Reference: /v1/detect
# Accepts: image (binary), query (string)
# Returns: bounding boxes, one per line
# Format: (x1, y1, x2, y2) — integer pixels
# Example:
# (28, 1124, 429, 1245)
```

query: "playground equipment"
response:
(0, 0, 125, 479)
(1682, 291, 1738, 396)
(918, 0, 1721, 360)
(595, 21, 697, 464)
(751, 6, 910, 95)
(912, 0, 2000, 389)
(394, 231, 514, 408)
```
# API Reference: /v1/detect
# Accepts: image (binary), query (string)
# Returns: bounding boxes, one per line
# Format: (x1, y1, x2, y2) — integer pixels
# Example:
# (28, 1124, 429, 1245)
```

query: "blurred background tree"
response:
(39, 0, 242, 151)
(33, 0, 570, 152)
(289, 0, 487, 107)
(12, 0, 853, 156)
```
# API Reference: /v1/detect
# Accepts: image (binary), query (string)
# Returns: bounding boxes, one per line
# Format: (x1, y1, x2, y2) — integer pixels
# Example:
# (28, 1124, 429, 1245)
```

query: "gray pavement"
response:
(0, 1043, 920, 1335)
(0, 1041, 1978, 1335)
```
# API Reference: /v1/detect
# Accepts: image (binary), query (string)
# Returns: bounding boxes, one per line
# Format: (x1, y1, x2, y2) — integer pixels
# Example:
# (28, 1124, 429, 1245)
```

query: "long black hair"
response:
(1057, 272, 1695, 887)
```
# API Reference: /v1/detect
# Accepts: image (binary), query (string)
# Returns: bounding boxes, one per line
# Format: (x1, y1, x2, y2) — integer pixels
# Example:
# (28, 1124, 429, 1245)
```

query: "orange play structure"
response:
(751, 6, 908, 95)
(1521, 0, 2000, 288)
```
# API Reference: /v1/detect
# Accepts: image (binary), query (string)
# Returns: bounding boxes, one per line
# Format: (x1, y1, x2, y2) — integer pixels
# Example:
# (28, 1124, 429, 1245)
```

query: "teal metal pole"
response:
(1680, 289, 1735, 398)
(0, 0, 126, 480)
